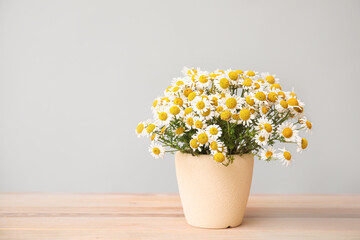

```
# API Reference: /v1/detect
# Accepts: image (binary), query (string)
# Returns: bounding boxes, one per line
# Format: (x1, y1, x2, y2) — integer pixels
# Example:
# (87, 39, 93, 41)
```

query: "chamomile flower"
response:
(252, 90, 269, 106)
(171, 77, 186, 88)
(277, 148, 293, 167)
(192, 96, 211, 114)
(278, 121, 298, 142)
(240, 78, 255, 90)
(238, 108, 255, 126)
(261, 72, 279, 85)
(286, 95, 305, 115)
(135, 121, 146, 137)
(213, 151, 226, 163)
(155, 106, 171, 126)
(275, 99, 289, 113)
(299, 116, 312, 133)
(194, 130, 210, 146)
(222, 95, 242, 113)
(214, 76, 231, 92)
(149, 143, 165, 159)
(145, 123, 157, 136)
(209, 139, 224, 152)
(255, 133, 269, 146)
(206, 124, 222, 139)
(245, 70, 257, 78)
(195, 72, 211, 89)
(184, 113, 195, 129)
(296, 137, 308, 152)
(193, 116, 207, 129)
(189, 138, 201, 151)
(260, 147, 276, 161)
(255, 117, 274, 135)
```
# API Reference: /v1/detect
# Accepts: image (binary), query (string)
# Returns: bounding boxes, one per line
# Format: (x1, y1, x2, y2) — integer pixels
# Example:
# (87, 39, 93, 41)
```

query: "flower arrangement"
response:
(136, 67, 312, 166)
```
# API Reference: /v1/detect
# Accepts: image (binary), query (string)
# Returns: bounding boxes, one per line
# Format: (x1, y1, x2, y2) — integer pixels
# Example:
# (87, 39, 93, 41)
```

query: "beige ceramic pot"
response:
(175, 151, 254, 229)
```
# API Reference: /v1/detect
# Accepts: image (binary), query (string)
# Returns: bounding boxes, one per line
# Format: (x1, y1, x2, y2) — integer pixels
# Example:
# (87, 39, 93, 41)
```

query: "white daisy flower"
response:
(209, 139, 224, 152)
(275, 99, 289, 113)
(135, 121, 146, 138)
(206, 124, 222, 139)
(184, 113, 195, 129)
(181, 67, 199, 77)
(145, 123, 157, 137)
(194, 130, 210, 146)
(260, 146, 276, 161)
(192, 96, 211, 114)
(171, 77, 186, 88)
(261, 72, 279, 85)
(296, 137, 308, 152)
(255, 116, 274, 136)
(299, 116, 312, 133)
(221, 95, 243, 113)
(149, 143, 165, 159)
(278, 121, 299, 142)
(189, 137, 201, 151)
(193, 116, 207, 129)
(154, 106, 171, 126)
(252, 90, 269, 106)
(214, 75, 231, 93)
(238, 108, 255, 126)
(255, 133, 269, 146)
(277, 148, 293, 167)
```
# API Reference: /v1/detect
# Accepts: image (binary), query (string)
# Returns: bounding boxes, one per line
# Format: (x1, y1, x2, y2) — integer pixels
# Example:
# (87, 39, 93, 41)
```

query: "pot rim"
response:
(176, 151, 254, 157)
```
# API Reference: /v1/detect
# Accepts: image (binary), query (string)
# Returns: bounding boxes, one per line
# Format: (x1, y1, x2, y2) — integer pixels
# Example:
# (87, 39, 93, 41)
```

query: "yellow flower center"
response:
(201, 109, 211, 117)
(174, 98, 183, 106)
(161, 97, 170, 103)
(183, 108, 193, 116)
(280, 100, 288, 108)
(235, 69, 243, 75)
(282, 128, 293, 138)
(290, 92, 296, 97)
(264, 123, 272, 133)
(172, 86, 180, 92)
(183, 88, 193, 97)
(265, 75, 275, 84)
(187, 117, 194, 126)
(209, 127, 218, 135)
(259, 136, 265, 142)
(283, 151, 291, 160)
(228, 71, 238, 80)
(294, 106, 304, 113)
(219, 78, 229, 89)
(239, 109, 251, 121)
(210, 141, 218, 151)
(261, 106, 268, 114)
(216, 106, 224, 113)
(147, 124, 156, 133)
(195, 120, 203, 128)
(190, 139, 199, 148)
(188, 92, 197, 101)
(196, 101, 206, 110)
(220, 110, 232, 121)
(254, 82, 260, 89)
(153, 147, 160, 155)
(243, 78, 253, 87)
(176, 80, 184, 86)
(197, 133, 209, 144)
(199, 75, 208, 83)
(225, 98, 237, 109)
(169, 106, 180, 115)
(268, 92, 278, 102)
(136, 124, 144, 134)
(301, 138, 308, 149)
(246, 71, 255, 77)
(306, 121, 312, 129)
(214, 152, 225, 162)
(245, 96, 254, 106)
(265, 151, 273, 158)
(158, 112, 168, 121)
(287, 98, 299, 106)
(255, 92, 266, 101)
(176, 127, 185, 135)
(232, 114, 240, 120)
(271, 83, 281, 90)
(152, 100, 158, 108)
(257, 79, 265, 83)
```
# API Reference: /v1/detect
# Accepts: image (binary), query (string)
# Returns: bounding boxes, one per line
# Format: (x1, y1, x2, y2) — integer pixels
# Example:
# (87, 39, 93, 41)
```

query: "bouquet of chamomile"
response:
(136, 67, 312, 166)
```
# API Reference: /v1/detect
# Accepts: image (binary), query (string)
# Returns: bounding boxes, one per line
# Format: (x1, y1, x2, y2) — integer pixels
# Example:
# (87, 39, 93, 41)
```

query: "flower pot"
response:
(175, 151, 254, 229)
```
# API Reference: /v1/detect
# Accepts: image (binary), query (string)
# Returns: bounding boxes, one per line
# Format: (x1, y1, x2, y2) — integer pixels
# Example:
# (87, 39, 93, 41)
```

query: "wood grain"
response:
(0, 193, 359, 240)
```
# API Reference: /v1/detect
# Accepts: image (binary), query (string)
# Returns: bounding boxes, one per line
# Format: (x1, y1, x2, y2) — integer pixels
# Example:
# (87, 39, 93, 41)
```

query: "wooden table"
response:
(0, 194, 359, 240)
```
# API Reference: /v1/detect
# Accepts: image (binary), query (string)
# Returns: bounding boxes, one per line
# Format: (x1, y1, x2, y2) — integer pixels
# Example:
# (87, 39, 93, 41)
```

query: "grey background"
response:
(0, 0, 359, 193)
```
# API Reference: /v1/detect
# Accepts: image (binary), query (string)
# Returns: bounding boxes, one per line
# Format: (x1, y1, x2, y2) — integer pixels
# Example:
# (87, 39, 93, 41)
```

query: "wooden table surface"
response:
(0, 193, 359, 240)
